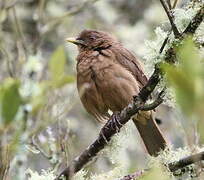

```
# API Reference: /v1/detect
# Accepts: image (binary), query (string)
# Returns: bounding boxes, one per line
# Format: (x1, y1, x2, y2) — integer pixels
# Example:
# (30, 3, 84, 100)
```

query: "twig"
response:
(168, 151, 204, 172)
(159, 0, 181, 38)
(159, 33, 170, 53)
(2, 146, 10, 180)
(0, 46, 14, 77)
(5, 0, 19, 10)
(137, 64, 162, 102)
(56, 3, 204, 180)
(31, 136, 52, 160)
(11, 6, 28, 59)
(167, 0, 172, 9)
(172, 0, 179, 8)
(139, 88, 165, 111)
(183, 5, 204, 34)
(118, 170, 146, 180)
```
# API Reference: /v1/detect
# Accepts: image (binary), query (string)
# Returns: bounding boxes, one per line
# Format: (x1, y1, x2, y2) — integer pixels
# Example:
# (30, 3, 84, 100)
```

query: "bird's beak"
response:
(66, 38, 85, 46)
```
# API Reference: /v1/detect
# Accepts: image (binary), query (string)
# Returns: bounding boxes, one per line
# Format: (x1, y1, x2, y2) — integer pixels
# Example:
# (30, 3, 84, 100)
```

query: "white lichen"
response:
(173, 1, 203, 33)
(72, 169, 87, 180)
(143, 27, 168, 75)
(73, 166, 124, 180)
(148, 146, 204, 179)
(102, 121, 132, 166)
(26, 169, 56, 180)
(195, 22, 204, 46)
(90, 165, 124, 180)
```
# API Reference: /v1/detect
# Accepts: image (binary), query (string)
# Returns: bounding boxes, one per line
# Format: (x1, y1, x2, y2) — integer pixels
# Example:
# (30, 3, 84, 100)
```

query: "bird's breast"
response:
(76, 52, 111, 82)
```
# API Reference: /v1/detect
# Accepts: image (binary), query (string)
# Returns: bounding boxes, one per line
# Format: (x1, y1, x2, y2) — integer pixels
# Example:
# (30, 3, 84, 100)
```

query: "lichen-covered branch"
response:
(168, 150, 204, 172)
(56, 3, 204, 180)
(118, 170, 146, 180)
(56, 97, 159, 179)
(159, 0, 181, 38)
(183, 4, 204, 34)
(118, 150, 204, 180)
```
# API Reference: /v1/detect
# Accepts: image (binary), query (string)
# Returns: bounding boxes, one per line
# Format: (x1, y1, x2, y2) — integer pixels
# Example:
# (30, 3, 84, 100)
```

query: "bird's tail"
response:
(133, 111, 167, 156)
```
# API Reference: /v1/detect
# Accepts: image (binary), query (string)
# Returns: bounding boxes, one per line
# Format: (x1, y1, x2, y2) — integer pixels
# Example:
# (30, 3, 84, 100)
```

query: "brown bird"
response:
(66, 30, 167, 156)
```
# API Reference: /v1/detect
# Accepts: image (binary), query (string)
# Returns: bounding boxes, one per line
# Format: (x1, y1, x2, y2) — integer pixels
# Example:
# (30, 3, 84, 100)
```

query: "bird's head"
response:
(66, 30, 117, 52)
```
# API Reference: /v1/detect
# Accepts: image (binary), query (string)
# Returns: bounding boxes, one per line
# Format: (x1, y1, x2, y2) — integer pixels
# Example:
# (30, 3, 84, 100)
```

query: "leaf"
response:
(0, 9, 7, 23)
(177, 36, 202, 79)
(0, 78, 22, 125)
(163, 36, 204, 116)
(49, 46, 66, 81)
(163, 63, 196, 114)
(48, 46, 75, 88)
(52, 75, 75, 88)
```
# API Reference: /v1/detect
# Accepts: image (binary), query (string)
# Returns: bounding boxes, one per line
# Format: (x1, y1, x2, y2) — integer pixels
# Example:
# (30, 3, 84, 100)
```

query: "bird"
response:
(66, 29, 167, 156)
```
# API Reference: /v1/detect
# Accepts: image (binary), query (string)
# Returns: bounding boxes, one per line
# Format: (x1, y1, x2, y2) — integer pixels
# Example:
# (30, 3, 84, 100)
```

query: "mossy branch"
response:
(118, 150, 204, 180)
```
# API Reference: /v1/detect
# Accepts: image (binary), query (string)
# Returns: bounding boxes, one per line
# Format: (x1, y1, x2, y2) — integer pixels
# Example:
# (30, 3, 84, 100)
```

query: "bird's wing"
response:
(77, 76, 110, 123)
(113, 46, 148, 89)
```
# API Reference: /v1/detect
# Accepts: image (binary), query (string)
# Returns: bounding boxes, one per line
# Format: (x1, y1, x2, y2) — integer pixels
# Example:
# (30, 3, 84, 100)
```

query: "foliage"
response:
(163, 36, 204, 141)
(0, 78, 22, 125)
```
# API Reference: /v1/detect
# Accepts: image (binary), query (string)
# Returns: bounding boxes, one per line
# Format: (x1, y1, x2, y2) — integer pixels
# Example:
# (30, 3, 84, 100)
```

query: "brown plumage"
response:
(67, 29, 167, 156)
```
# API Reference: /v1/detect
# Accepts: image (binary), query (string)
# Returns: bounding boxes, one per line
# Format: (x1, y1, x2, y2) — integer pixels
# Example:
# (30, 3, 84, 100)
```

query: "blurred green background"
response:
(0, 0, 204, 179)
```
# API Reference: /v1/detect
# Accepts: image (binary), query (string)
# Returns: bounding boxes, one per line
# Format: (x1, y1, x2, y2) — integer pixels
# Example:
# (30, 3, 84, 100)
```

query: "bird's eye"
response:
(89, 36, 96, 40)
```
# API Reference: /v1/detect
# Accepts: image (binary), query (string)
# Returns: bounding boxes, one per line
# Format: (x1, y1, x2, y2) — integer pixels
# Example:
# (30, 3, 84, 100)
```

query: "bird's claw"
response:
(110, 113, 122, 132)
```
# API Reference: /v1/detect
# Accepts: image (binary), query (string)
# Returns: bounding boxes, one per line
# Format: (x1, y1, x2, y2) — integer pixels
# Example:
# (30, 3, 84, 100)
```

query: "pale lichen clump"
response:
(72, 122, 133, 180)
(195, 22, 204, 48)
(72, 169, 87, 180)
(102, 121, 132, 166)
(143, 27, 168, 75)
(148, 146, 204, 179)
(90, 165, 124, 180)
(73, 166, 124, 180)
(173, 8, 196, 33)
(26, 169, 56, 180)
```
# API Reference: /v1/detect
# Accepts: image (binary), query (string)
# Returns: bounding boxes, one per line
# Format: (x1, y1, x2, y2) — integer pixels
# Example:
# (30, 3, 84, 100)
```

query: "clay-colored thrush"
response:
(66, 30, 167, 156)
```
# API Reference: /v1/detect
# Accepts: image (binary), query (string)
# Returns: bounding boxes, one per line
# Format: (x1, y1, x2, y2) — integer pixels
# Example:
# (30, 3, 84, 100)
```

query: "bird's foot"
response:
(110, 112, 122, 132)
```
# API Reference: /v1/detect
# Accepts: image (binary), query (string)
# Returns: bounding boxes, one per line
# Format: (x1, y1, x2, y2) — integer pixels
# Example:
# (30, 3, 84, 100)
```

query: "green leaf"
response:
(0, 9, 7, 23)
(48, 46, 75, 88)
(163, 36, 204, 116)
(163, 63, 196, 114)
(52, 75, 75, 88)
(0, 78, 22, 125)
(49, 46, 66, 81)
(177, 36, 202, 79)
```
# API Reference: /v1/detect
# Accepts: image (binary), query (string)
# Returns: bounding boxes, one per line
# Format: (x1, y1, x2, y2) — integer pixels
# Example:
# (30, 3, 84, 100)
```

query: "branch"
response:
(31, 136, 52, 161)
(118, 150, 204, 180)
(159, 0, 181, 38)
(168, 150, 204, 172)
(166, 0, 172, 9)
(139, 88, 165, 111)
(118, 170, 146, 180)
(56, 3, 204, 180)
(56, 99, 159, 179)
(172, 0, 179, 8)
(183, 4, 204, 34)
(5, 0, 19, 9)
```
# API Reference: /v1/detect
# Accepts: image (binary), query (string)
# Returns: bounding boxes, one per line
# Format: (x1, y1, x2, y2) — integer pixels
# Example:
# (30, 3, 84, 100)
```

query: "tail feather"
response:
(133, 112, 167, 156)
